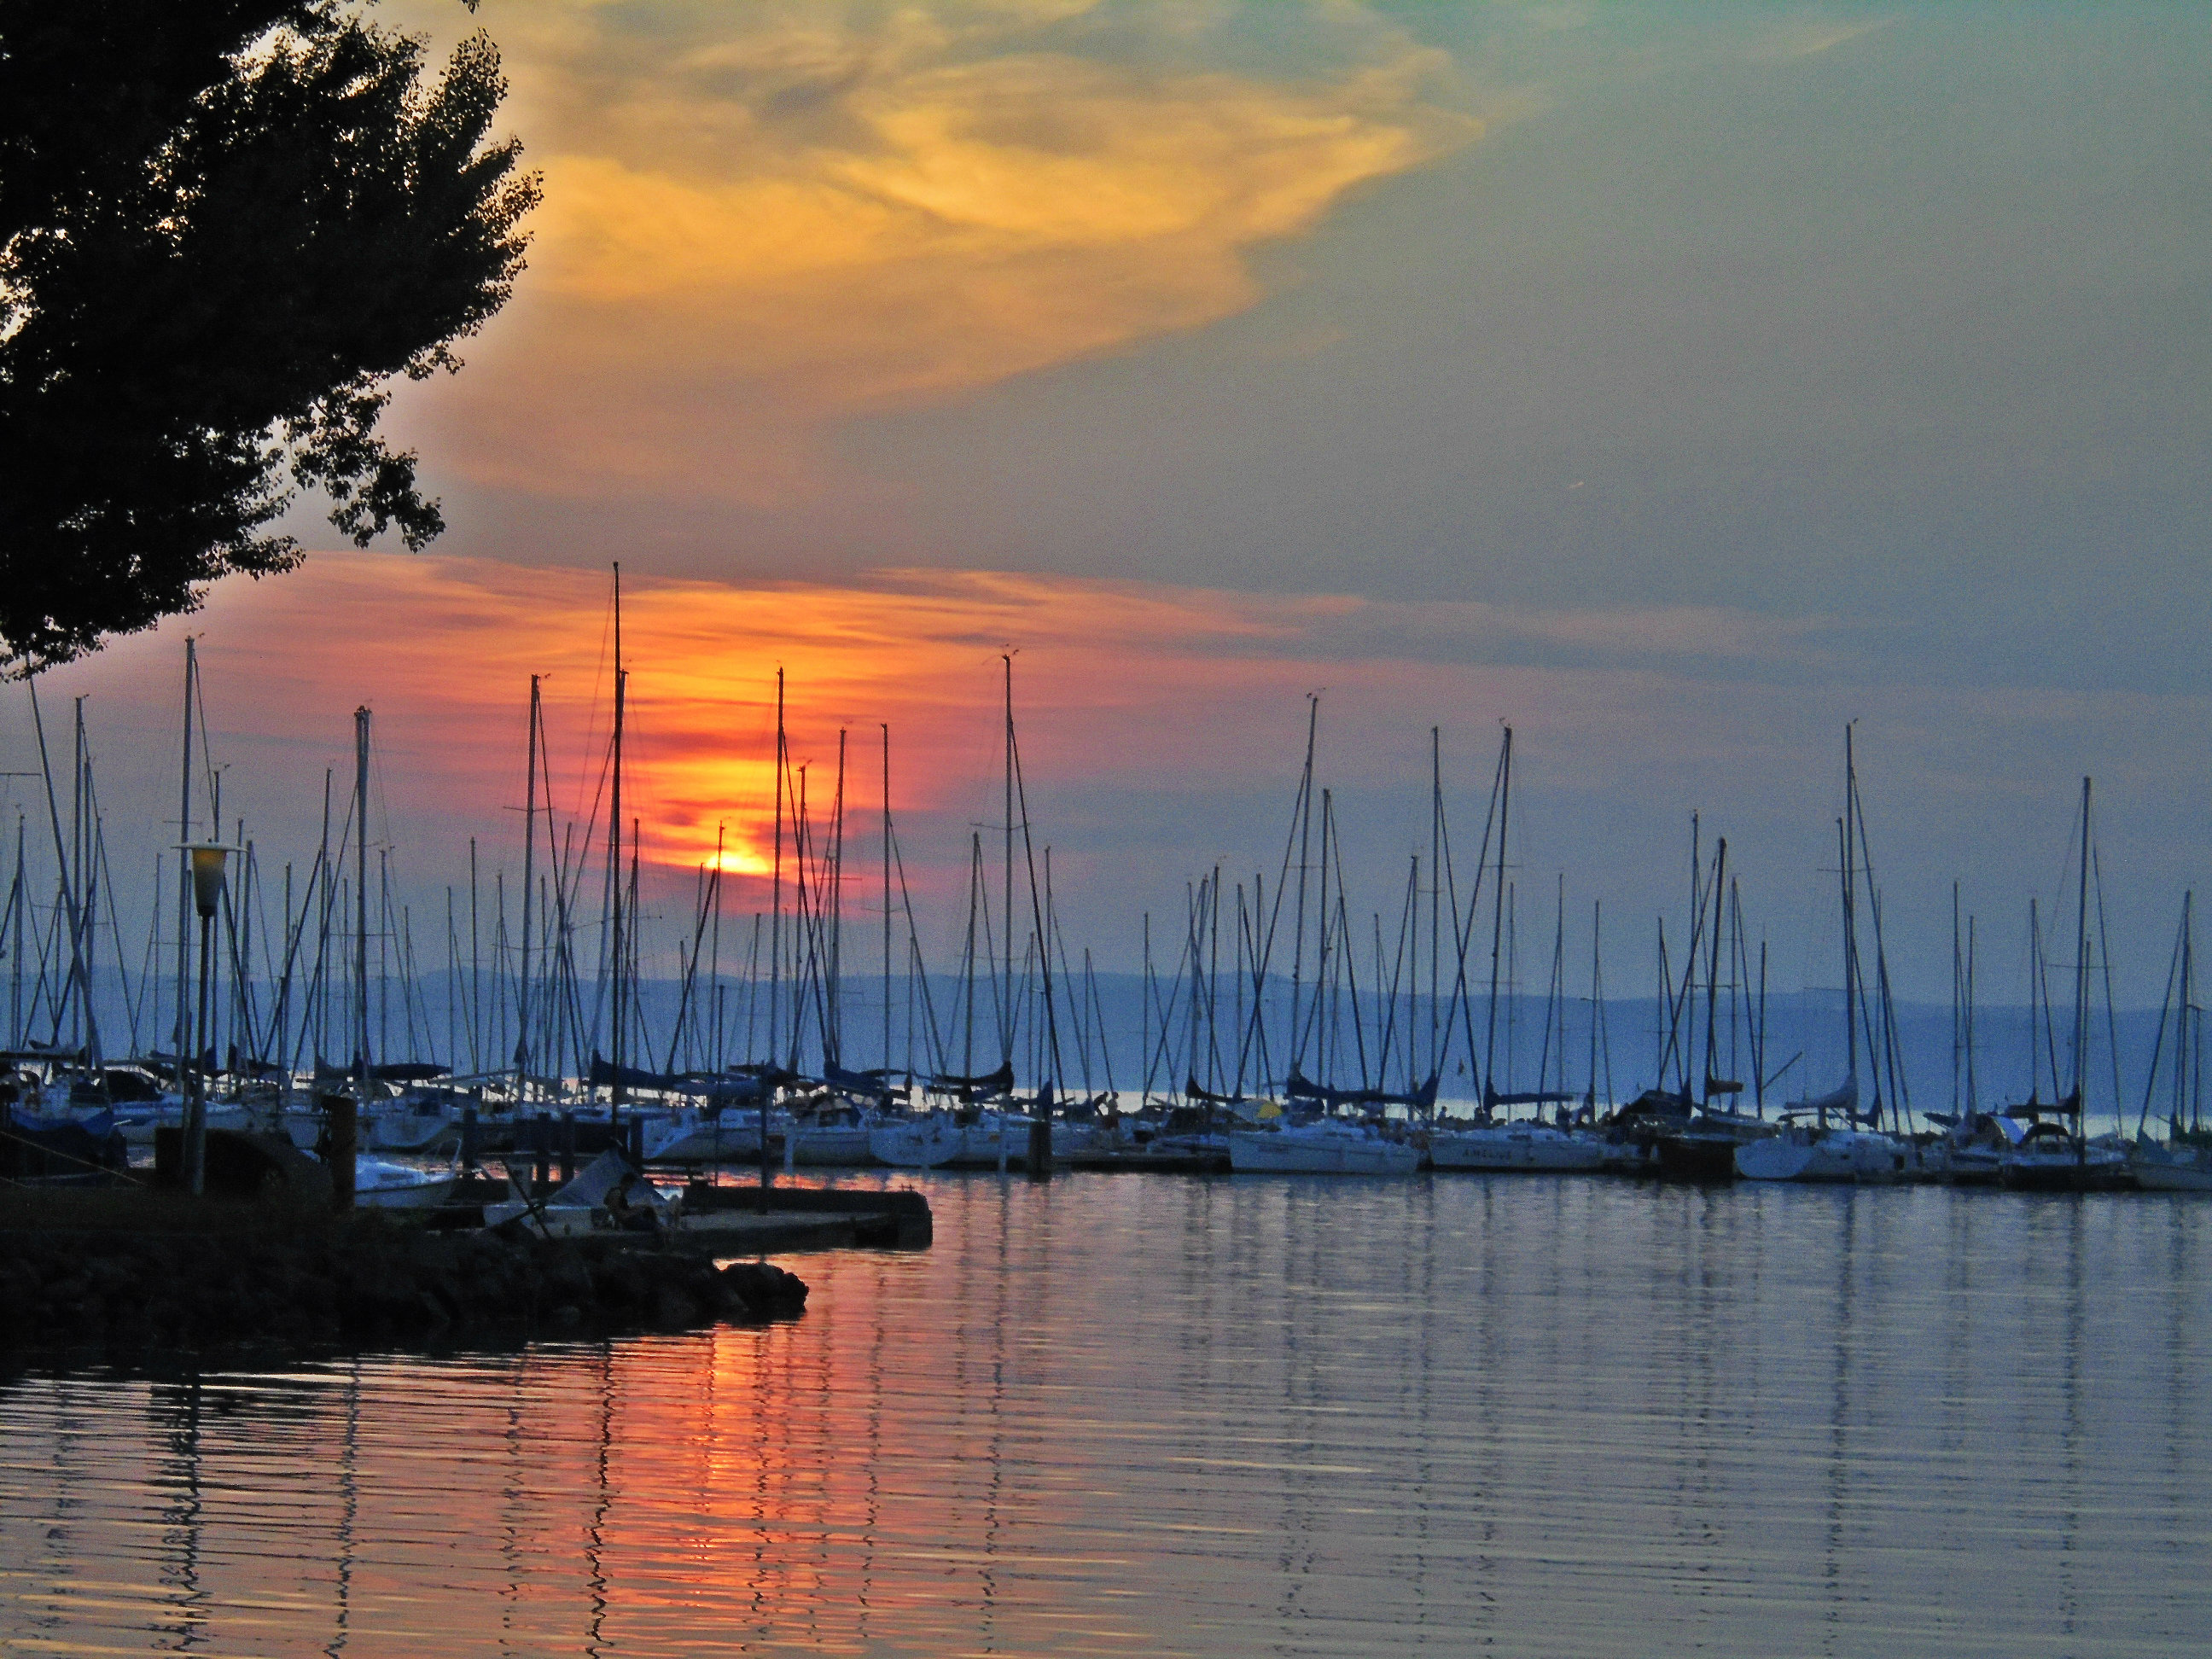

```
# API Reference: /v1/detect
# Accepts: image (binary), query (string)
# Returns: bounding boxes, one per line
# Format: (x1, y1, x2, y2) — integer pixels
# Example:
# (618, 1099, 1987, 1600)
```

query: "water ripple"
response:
(1, 1175, 2207, 1655)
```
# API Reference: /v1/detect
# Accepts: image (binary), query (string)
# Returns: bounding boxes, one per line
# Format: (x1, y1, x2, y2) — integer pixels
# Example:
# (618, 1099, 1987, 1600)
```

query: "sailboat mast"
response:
(1482, 725, 1512, 1108)
(1842, 727, 1861, 1098)
(519, 674, 539, 1097)
(1703, 838, 1726, 1105)
(1833, 816, 1851, 1132)
(9, 817, 23, 1047)
(707, 824, 725, 1071)
(770, 667, 784, 1068)
(69, 699, 83, 1058)
(509, 681, 535, 1097)
(175, 639, 195, 1057)
(1316, 792, 1334, 1083)
(2180, 892, 2197, 1132)
(1550, 872, 1566, 1100)
(2028, 899, 2044, 1099)
(468, 836, 480, 1071)
(1587, 899, 1603, 1112)
(882, 725, 892, 1076)
(608, 567, 626, 1108)
(1755, 940, 1768, 1115)
(1965, 911, 1978, 1116)
(1289, 694, 1318, 1073)
(1429, 727, 1441, 1082)
(1003, 655, 1016, 1070)
(628, 820, 642, 1084)
(1208, 864, 1223, 1093)
(353, 706, 370, 1086)
(831, 728, 847, 1066)
(2072, 776, 2092, 1108)
(314, 770, 331, 1062)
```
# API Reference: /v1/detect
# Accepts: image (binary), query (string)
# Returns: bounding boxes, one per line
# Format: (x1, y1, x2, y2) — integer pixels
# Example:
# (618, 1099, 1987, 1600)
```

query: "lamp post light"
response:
(179, 842, 231, 1196)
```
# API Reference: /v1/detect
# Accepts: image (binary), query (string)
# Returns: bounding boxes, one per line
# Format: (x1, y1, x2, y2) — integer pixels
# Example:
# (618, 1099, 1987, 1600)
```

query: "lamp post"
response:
(180, 842, 230, 1196)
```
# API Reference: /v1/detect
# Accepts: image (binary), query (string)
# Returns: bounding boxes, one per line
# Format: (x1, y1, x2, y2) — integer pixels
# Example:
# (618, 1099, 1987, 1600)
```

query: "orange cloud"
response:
(386, 1, 1476, 500)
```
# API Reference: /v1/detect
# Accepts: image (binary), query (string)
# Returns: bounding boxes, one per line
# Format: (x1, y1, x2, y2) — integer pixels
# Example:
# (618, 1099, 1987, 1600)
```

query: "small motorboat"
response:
(352, 1156, 459, 1209)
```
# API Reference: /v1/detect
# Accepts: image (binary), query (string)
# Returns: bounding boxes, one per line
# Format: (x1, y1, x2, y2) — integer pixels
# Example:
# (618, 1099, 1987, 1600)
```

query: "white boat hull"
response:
(2132, 1148, 2212, 1191)
(366, 1111, 463, 1153)
(1999, 1143, 2132, 1190)
(952, 1113, 1040, 1167)
(1736, 1127, 1906, 1182)
(1229, 1124, 1420, 1176)
(1429, 1126, 1604, 1173)
(646, 1109, 777, 1164)
(352, 1157, 457, 1209)
(1050, 1120, 1104, 1158)
(112, 1102, 249, 1148)
(868, 1115, 965, 1169)
(789, 1124, 876, 1165)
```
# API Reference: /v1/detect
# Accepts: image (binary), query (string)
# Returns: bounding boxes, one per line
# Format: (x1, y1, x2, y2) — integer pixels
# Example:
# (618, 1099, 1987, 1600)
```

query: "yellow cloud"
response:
(403, 2, 1476, 498)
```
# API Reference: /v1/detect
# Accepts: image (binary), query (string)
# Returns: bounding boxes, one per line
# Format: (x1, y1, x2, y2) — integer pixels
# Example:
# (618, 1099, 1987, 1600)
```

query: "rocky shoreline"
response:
(0, 1198, 808, 1359)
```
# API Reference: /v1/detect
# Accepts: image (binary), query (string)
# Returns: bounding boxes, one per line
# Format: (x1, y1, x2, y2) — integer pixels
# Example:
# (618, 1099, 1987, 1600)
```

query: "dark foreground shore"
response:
(0, 1190, 812, 1359)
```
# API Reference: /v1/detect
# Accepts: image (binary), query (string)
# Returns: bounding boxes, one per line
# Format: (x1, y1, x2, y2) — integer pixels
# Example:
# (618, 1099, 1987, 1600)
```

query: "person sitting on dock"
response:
(604, 1173, 664, 1234)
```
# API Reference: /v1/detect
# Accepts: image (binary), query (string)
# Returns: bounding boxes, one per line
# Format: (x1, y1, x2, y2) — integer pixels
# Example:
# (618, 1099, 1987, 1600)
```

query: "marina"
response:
(2, 635, 2203, 1214)
(1, 5, 2205, 1653)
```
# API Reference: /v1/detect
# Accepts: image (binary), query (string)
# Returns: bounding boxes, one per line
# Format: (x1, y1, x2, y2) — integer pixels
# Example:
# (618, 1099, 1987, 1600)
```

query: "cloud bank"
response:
(398, 0, 1475, 500)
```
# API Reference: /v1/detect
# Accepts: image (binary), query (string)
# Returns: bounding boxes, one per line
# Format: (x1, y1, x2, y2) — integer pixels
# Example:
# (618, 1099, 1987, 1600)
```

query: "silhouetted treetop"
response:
(0, 0, 538, 671)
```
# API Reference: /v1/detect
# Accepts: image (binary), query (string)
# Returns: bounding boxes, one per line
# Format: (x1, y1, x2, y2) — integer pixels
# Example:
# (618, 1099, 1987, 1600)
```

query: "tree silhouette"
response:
(0, 1, 539, 670)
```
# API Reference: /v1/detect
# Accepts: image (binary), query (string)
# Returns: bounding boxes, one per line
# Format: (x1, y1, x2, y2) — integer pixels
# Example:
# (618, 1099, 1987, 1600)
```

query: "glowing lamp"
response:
(180, 843, 234, 919)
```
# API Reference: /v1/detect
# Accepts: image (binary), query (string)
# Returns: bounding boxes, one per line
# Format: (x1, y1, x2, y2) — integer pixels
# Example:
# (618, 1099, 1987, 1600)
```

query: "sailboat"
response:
(870, 658, 1053, 1171)
(1739, 737, 1906, 1183)
(1640, 827, 1773, 1180)
(868, 837, 991, 1169)
(1224, 718, 1419, 1177)
(1998, 779, 2131, 1191)
(2129, 893, 2212, 1191)
(1228, 1112, 1422, 1174)
(1431, 804, 1601, 1173)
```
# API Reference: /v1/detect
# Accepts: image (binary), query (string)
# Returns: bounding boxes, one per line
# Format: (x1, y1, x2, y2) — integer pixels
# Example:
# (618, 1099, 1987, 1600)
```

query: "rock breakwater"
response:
(0, 1206, 807, 1357)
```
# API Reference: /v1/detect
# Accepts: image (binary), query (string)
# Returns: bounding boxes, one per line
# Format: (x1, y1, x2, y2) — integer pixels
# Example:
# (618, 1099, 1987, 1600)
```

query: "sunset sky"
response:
(10, 1, 2208, 1009)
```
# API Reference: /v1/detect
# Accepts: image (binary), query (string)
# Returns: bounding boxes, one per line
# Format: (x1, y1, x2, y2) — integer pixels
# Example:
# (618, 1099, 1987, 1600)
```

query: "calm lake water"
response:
(2, 1173, 2208, 1656)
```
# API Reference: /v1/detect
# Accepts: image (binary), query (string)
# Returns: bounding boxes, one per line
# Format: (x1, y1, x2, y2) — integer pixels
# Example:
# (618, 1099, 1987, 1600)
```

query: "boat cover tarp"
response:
(2002, 1090, 2083, 1117)
(1286, 1068, 1439, 1113)
(225, 1045, 290, 1080)
(1185, 1075, 1243, 1106)
(1485, 1086, 1577, 1108)
(586, 1053, 721, 1096)
(1786, 1071, 1859, 1121)
(1, 1109, 126, 1178)
(927, 1060, 1014, 1097)
(142, 1049, 217, 1079)
(823, 1062, 895, 1097)
(312, 1058, 452, 1085)
(706, 1075, 772, 1108)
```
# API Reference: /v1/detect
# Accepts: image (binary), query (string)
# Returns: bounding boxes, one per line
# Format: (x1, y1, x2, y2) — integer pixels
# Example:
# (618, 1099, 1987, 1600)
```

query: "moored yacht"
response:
(1736, 1078, 1905, 1183)
(2130, 1138, 2212, 1192)
(352, 1155, 459, 1208)
(1429, 1117, 1604, 1173)
(1738, 736, 1907, 1184)
(1228, 1115, 1420, 1175)
(868, 1111, 964, 1169)
(1999, 1115, 2131, 1190)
